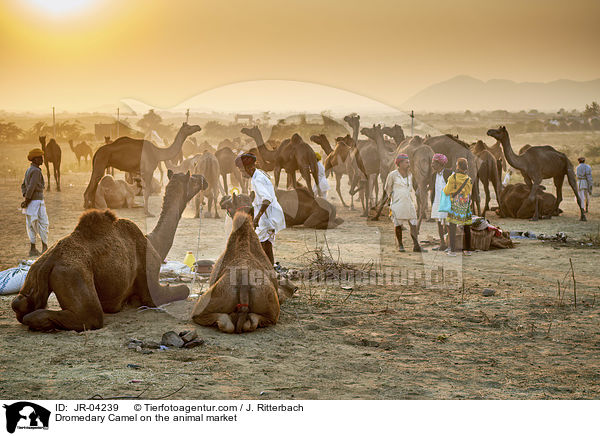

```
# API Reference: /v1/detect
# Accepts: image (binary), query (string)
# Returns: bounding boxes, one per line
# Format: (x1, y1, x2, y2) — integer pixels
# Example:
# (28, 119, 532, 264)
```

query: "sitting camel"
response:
(12, 171, 208, 332)
(497, 183, 560, 219)
(277, 187, 344, 229)
(94, 175, 139, 209)
(191, 211, 280, 333)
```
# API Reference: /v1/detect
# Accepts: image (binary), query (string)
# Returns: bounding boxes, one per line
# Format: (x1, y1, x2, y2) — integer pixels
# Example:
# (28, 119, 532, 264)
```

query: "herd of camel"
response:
(12, 114, 587, 334)
(36, 113, 586, 227)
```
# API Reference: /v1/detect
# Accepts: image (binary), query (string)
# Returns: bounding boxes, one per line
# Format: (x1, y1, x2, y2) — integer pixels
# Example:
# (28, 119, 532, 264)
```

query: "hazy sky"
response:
(1, 0, 599, 112)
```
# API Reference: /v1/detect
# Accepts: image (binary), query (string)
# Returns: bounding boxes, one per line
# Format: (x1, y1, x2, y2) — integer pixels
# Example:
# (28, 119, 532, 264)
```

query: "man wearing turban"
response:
(430, 153, 453, 251)
(21, 148, 49, 256)
(236, 152, 286, 265)
(382, 154, 426, 252)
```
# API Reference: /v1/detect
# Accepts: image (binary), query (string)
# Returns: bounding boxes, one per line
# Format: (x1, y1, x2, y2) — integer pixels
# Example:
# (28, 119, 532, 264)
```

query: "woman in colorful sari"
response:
(443, 158, 473, 256)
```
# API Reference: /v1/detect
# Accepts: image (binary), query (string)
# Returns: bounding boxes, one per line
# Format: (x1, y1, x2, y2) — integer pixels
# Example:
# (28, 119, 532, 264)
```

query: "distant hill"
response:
(402, 75, 600, 112)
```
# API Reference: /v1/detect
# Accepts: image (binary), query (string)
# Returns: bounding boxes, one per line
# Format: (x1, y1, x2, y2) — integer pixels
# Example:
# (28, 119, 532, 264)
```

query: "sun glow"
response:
(26, 0, 96, 17)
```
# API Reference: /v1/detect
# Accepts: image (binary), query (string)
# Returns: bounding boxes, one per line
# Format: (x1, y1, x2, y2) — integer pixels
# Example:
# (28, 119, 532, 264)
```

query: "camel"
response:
(487, 126, 585, 221)
(271, 133, 320, 195)
(215, 146, 247, 194)
(381, 124, 406, 146)
(312, 134, 355, 208)
(424, 134, 481, 214)
(470, 142, 502, 217)
(310, 133, 334, 156)
(191, 211, 280, 333)
(68, 139, 93, 167)
(497, 183, 560, 219)
(38, 136, 61, 191)
(94, 175, 139, 209)
(83, 122, 201, 216)
(397, 135, 435, 219)
(241, 126, 278, 171)
(343, 115, 381, 216)
(12, 171, 208, 332)
(276, 187, 343, 229)
(192, 151, 224, 218)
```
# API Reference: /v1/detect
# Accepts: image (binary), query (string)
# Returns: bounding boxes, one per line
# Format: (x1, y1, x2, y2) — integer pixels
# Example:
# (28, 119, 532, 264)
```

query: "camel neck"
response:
(500, 134, 523, 169)
(147, 187, 185, 261)
(154, 129, 187, 161)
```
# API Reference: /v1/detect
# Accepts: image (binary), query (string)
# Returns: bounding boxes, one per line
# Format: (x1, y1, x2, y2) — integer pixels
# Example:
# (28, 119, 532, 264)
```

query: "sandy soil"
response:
(1, 168, 600, 400)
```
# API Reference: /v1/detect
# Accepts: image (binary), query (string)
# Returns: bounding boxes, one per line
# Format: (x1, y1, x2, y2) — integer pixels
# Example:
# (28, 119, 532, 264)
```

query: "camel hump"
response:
(291, 133, 303, 143)
(75, 209, 117, 236)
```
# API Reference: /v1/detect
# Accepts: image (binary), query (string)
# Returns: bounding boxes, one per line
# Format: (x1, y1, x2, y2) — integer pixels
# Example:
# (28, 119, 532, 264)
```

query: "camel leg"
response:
(361, 177, 370, 217)
(195, 192, 204, 218)
(83, 161, 109, 208)
(520, 182, 541, 221)
(244, 313, 276, 332)
(274, 165, 282, 189)
(44, 162, 51, 191)
(565, 168, 586, 220)
(303, 209, 330, 229)
(194, 313, 235, 333)
(299, 166, 313, 194)
(55, 163, 61, 192)
(210, 190, 220, 218)
(221, 173, 228, 196)
(553, 175, 564, 215)
(141, 254, 189, 306)
(335, 172, 348, 207)
(21, 267, 104, 332)
(482, 177, 491, 218)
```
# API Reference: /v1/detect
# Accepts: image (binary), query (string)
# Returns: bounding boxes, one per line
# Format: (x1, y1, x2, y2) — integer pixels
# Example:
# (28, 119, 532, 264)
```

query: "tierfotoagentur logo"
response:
(3, 402, 50, 433)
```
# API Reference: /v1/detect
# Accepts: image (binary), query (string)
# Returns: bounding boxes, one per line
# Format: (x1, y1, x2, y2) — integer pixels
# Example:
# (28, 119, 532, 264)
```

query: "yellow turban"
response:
(27, 148, 44, 161)
(315, 152, 322, 161)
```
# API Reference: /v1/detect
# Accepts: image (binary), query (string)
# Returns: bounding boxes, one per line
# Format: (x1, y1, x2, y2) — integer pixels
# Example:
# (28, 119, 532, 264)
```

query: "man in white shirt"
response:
(313, 152, 330, 199)
(236, 153, 286, 265)
(576, 157, 593, 213)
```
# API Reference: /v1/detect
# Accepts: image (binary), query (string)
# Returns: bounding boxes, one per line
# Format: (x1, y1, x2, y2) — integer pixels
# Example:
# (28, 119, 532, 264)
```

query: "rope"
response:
(190, 204, 203, 292)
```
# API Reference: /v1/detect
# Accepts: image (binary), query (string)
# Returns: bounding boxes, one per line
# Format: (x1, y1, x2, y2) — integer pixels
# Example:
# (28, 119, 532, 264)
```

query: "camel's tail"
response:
(234, 268, 251, 333)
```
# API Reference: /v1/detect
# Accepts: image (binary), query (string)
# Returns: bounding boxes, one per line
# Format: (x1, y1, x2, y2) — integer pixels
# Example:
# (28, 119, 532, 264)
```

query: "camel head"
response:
(336, 134, 355, 148)
(344, 114, 360, 131)
(178, 122, 202, 138)
(381, 124, 406, 144)
(166, 169, 208, 205)
(360, 126, 375, 140)
(38, 136, 46, 149)
(310, 134, 327, 146)
(220, 191, 253, 218)
(240, 126, 261, 139)
(487, 126, 508, 142)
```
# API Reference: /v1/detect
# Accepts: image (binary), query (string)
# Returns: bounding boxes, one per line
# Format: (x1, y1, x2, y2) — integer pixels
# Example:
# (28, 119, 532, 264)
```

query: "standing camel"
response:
(192, 151, 224, 218)
(487, 126, 585, 221)
(84, 122, 201, 216)
(381, 124, 406, 146)
(311, 134, 355, 208)
(38, 136, 61, 191)
(215, 147, 247, 194)
(68, 139, 93, 167)
(398, 135, 435, 219)
(240, 126, 278, 171)
(272, 133, 320, 195)
(470, 142, 502, 217)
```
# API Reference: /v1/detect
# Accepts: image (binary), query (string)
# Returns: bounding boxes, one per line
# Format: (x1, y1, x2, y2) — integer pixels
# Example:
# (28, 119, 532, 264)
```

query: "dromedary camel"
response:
(68, 139, 93, 167)
(470, 141, 502, 217)
(497, 183, 560, 219)
(271, 133, 320, 195)
(344, 115, 380, 216)
(191, 151, 223, 218)
(84, 122, 201, 216)
(312, 134, 355, 208)
(191, 211, 280, 333)
(398, 135, 434, 219)
(12, 171, 208, 332)
(241, 126, 278, 171)
(94, 175, 139, 209)
(276, 187, 344, 229)
(38, 136, 61, 191)
(487, 126, 586, 221)
(215, 146, 247, 194)
(471, 140, 504, 184)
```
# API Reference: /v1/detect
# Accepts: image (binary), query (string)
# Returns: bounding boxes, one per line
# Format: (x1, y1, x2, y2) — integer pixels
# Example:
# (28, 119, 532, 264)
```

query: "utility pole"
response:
(186, 108, 190, 123)
(52, 106, 56, 139)
(410, 110, 414, 137)
(116, 107, 120, 138)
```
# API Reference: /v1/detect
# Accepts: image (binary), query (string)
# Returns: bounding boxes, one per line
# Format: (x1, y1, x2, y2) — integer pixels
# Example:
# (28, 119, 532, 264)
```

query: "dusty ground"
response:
(1, 164, 600, 400)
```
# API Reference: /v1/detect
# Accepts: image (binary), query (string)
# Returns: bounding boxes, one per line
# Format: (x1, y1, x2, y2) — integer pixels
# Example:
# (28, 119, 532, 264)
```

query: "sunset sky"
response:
(1, 0, 599, 113)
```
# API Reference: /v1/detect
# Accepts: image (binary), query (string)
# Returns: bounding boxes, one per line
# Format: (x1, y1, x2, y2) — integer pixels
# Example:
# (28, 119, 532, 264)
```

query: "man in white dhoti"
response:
(236, 153, 286, 265)
(430, 153, 453, 251)
(383, 154, 426, 253)
(312, 152, 330, 199)
(21, 148, 49, 257)
(576, 157, 593, 213)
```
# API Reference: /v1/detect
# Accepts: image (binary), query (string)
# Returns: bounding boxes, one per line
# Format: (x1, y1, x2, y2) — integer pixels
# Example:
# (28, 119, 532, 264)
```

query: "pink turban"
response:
(432, 153, 448, 165)
(395, 154, 409, 165)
